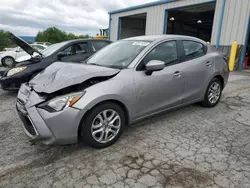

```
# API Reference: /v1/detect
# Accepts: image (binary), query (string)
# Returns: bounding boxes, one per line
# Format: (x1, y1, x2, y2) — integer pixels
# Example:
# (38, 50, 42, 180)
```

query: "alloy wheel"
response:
(91, 109, 121, 144)
(208, 82, 221, 104)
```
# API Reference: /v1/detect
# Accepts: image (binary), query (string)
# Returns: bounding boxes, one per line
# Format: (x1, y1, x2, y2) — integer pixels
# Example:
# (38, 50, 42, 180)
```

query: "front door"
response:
(134, 40, 185, 118)
(60, 42, 91, 62)
(15, 47, 28, 59)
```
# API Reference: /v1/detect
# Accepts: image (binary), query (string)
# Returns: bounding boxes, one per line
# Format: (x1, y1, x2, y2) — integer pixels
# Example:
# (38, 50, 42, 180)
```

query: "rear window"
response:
(183, 40, 206, 61)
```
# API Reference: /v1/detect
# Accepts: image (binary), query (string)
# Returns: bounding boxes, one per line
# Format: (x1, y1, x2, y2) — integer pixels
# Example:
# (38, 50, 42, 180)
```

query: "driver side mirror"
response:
(145, 60, 165, 75)
(57, 52, 67, 60)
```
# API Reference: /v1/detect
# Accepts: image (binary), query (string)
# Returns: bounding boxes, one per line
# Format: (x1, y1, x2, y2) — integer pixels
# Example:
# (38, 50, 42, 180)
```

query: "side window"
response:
(61, 45, 73, 56)
(142, 41, 178, 66)
(183, 41, 205, 61)
(75, 43, 88, 54)
(91, 41, 110, 52)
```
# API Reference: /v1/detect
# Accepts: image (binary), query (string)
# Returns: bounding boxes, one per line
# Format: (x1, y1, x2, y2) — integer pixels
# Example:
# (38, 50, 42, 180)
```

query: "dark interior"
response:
(119, 13, 147, 39)
(166, 3, 216, 42)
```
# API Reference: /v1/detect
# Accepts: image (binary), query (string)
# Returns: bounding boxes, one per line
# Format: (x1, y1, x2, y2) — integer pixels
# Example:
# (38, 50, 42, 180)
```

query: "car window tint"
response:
(143, 41, 178, 66)
(61, 45, 73, 56)
(91, 41, 110, 52)
(75, 43, 88, 54)
(183, 41, 205, 61)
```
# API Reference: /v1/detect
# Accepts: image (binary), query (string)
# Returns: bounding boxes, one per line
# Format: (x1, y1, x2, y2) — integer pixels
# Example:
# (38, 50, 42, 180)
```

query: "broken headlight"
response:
(38, 91, 85, 112)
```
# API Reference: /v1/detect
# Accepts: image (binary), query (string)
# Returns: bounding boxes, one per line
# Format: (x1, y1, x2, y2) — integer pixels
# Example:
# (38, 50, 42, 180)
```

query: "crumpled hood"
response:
(29, 62, 120, 94)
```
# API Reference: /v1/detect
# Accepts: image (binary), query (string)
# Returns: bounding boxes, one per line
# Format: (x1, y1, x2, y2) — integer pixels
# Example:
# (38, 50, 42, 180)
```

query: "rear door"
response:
(180, 40, 214, 103)
(15, 47, 28, 59)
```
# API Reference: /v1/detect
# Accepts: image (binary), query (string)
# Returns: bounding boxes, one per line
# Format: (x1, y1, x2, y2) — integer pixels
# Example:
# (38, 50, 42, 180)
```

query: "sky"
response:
(0, 0, 157, 37)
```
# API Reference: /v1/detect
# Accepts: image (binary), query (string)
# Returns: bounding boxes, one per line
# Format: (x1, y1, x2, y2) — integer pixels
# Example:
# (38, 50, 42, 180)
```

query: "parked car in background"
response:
(0, 33, 111, 90)
(33, 42, 52, 46)
(16, 35, 229, 148)
(15, 44, 49, 63)
(0, 43, 48, 67)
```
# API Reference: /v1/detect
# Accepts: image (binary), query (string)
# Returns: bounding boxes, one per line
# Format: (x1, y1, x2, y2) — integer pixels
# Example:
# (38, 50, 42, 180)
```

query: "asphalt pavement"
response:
(0, 71, 250, 188)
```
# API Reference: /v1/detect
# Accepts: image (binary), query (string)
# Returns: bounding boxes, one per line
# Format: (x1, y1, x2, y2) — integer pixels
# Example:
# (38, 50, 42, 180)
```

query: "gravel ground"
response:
(0, 71, 250, 188)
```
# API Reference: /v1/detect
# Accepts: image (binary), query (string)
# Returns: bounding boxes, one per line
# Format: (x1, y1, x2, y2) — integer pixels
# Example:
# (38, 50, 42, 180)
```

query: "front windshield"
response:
(87, 40, 150, 69)
(41, 42, 68, 57)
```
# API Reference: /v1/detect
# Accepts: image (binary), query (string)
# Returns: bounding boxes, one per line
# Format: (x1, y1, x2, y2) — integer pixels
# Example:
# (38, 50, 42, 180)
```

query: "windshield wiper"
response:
(88, 63, 102, 66)
(88, 63, 123, 69)
(106, 65, 124, 69)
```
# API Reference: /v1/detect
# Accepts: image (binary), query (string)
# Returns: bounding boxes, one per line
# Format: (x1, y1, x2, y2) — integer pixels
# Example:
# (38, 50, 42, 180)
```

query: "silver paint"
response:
(16, 35, 229, 145)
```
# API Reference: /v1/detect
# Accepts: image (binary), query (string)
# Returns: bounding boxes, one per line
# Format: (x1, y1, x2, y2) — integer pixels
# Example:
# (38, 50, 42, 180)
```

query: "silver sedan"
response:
(16, 35, 229, 148)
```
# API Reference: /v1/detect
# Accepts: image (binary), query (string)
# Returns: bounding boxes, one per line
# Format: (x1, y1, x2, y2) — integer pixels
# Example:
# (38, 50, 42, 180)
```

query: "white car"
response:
(15, 44, 49, 63)
(33, 42, 52, 46)
(0, 44, 48, 67)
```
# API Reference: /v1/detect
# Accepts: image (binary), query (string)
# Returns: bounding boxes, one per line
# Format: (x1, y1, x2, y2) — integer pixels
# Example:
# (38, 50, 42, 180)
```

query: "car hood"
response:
(29, 62, 120, 94)
(9, 33, 43, 57)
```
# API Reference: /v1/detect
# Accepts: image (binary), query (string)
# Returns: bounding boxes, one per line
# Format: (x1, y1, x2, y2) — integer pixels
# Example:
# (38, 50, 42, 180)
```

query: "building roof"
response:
(108, 0, 175, 14)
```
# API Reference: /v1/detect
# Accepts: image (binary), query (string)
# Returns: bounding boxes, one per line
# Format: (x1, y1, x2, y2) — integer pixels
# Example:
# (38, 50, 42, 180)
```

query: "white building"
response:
(108, 0, 250, 69)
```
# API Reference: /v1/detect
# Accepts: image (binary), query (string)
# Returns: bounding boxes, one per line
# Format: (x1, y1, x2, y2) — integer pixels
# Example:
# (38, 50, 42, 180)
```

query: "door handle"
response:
(173, 71, 182, 77)
(206, 61, 212, 67)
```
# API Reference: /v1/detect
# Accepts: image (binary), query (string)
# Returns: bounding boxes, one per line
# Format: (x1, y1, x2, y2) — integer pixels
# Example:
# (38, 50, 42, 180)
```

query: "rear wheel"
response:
(2, 56, 15, 68)
(79, 102, 125, 148)
(202, 78, 222, 107)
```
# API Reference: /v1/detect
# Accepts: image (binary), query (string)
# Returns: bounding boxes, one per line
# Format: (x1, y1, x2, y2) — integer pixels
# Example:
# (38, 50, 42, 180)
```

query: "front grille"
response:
(19, 114, 37, 136)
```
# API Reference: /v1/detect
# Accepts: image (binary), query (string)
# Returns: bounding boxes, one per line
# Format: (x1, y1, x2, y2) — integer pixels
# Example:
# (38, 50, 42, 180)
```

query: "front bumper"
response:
(0, 72, 25, 91)
(16, 84, 82, 145)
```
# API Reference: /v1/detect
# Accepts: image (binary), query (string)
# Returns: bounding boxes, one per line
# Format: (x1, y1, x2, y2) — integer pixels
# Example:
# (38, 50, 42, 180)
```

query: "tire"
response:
(2, 56, 15, 68)
(79, 102, 125, 148)
(201, 78, 222, 107)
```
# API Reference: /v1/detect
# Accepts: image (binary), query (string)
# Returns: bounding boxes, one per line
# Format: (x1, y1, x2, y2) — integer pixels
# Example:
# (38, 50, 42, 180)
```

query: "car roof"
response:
(65, 39, 112, 43)
(123, 35, 207, 45)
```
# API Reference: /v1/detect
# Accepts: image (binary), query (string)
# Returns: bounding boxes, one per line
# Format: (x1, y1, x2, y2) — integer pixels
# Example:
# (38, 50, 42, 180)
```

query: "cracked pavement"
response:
(1, 71, 250, 188)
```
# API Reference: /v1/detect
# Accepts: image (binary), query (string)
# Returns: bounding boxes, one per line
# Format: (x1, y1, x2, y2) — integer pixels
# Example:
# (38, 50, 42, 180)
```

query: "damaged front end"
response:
(29, 62, 120, 94)
(19, 62, 120, 109)
(34, 76, 116, 113)
(16, 62, 120, 144)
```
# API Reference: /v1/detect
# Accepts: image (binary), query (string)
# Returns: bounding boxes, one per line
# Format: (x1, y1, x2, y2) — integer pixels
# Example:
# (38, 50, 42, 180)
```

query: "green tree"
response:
(36, 27, 90, 44)
(0, 30, 14, 51)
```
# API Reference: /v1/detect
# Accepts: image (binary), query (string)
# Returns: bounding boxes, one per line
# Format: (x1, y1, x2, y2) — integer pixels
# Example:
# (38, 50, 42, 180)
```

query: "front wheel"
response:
(201, 78, 222, 107)
(79, 102, 125, 148)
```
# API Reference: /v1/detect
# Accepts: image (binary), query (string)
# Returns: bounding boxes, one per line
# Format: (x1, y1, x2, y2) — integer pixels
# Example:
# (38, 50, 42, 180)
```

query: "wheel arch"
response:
(202, 74, 225, 99)
(77, 99, 130, 139)
(213, 75, 224, 89)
